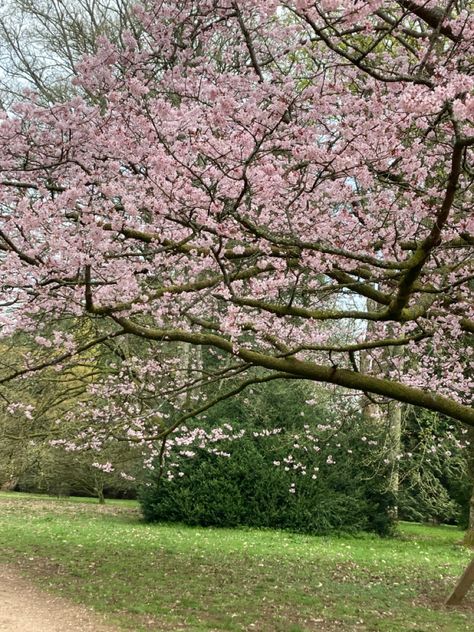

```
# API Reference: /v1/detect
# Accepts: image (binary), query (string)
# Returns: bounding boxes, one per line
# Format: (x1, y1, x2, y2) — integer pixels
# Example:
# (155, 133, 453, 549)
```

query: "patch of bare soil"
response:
(0, 564, 118, 632)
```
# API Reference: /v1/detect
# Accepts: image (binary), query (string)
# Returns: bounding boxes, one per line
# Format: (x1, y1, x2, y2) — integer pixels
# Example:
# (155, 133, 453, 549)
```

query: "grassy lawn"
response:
(0, 492, 473, 631)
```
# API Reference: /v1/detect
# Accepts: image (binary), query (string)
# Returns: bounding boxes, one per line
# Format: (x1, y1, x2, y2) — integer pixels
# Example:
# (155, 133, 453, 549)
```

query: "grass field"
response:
(0, 492, 473, 631)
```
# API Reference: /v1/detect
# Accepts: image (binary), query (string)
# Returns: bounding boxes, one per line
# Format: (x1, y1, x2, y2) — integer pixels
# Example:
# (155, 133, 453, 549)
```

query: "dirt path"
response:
(0, 565, 118, 632)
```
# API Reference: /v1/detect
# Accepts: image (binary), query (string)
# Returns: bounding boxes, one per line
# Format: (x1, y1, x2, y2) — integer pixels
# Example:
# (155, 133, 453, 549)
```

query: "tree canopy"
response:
(0, 1, 473, 440)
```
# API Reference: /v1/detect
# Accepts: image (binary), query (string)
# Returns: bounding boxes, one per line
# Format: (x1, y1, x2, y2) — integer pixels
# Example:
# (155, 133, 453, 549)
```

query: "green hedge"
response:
(140, 430, 395, 536)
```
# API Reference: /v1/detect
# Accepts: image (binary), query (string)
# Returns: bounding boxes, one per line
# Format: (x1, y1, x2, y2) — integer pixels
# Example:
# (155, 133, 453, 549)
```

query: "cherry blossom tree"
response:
(0, 0, 473, 448)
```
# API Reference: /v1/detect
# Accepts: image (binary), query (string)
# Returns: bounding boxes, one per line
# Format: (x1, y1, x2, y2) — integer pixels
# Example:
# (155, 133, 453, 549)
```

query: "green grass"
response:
(0, 492, 472, 631)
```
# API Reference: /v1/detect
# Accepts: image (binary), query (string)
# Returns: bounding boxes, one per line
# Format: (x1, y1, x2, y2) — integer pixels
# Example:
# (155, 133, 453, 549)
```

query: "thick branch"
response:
(113, 317, 474, 426)
(387, 141, 464, 319)
(396, 1, 460, 42)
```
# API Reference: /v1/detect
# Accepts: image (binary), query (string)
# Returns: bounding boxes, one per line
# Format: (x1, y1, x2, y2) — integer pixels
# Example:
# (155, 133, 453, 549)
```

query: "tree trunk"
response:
(387, 400, 402, 519)
(449, 427, 474, 604)
(360, 313, 402, 518)
(94, 475, 106, 504)
(179, 341, 203, 409)
(446, 558, 474, 605)
(463, 427, 474, 546)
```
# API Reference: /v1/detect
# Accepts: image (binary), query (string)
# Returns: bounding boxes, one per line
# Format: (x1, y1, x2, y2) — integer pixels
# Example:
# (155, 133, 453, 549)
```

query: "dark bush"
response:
(140, 426, 395, 536)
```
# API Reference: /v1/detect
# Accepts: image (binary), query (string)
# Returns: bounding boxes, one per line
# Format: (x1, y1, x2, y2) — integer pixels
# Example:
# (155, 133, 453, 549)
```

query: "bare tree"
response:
(0, 0, 139, 105)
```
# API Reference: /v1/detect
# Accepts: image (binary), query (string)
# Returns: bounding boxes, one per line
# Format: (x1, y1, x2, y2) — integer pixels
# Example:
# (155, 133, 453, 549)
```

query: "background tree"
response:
(0, 323, 147, 500)
(0, 0, 138, 105)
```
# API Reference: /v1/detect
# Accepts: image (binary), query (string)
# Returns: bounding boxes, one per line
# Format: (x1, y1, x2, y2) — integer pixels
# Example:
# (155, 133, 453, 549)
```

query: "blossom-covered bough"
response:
(0, 0, 473, 444)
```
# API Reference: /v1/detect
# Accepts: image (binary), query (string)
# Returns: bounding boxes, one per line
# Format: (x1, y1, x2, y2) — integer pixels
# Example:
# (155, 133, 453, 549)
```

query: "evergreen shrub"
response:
(140, 383, 395, 536)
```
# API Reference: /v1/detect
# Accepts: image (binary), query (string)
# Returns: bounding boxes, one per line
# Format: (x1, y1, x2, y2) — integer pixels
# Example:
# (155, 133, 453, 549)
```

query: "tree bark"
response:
(463, 427, 474, 546)
(387, 400, 402, 519)
(446, 559, 474, 605)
